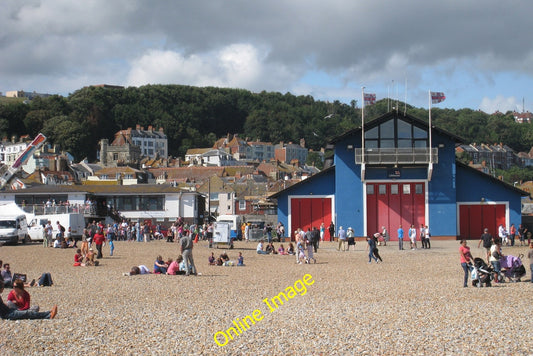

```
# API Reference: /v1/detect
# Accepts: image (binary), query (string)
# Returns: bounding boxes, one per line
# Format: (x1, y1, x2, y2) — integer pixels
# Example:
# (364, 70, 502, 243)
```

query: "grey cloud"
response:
(1, 0, 532, 97)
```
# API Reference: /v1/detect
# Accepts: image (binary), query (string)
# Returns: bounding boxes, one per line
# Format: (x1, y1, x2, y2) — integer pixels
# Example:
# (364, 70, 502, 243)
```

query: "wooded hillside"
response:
(0, 85, 529, 163)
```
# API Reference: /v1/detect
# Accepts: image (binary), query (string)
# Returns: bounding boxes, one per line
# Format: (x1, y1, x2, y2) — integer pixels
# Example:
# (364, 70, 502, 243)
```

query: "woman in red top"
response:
(7, 279, 39, 311)
(459, 240, 475, 288)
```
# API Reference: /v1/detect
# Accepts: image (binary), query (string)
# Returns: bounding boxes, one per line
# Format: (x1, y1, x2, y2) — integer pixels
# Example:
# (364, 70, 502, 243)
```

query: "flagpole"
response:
(428, 90, 433, 165)
(361, 87, 365, 165)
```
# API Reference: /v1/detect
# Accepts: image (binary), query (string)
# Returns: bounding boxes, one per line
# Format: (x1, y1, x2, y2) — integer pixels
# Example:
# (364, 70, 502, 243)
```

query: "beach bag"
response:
(13, 273, 27, 283)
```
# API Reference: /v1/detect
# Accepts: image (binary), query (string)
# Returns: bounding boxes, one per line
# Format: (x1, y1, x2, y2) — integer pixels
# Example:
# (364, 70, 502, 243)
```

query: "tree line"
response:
(0, 85, 531, 168)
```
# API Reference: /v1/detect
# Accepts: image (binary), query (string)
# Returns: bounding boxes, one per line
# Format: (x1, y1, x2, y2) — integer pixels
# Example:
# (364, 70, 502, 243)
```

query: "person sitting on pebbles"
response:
(0, 281, 57, 320)
(256, 240, 268, 255)
(74, 249, 84, 266)
(265, 242, 277, 254)
(7, 279, 40, 312)
(287, 243, 295, 255)
(208, 252, 216, 265)
(153, 255, 168, 274)
(85, 248, 98, 266)
(167, 256, 186, 275)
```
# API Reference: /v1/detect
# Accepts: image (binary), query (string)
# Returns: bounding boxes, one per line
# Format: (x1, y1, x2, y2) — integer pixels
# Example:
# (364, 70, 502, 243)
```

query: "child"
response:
(237, 252, 244, 266)
(74, 249, 84, 266)
(287, 243, 295, 255)
(306, 238, 316, 264)
(297, 239, 306, 264)
(208, 252, 216, 265)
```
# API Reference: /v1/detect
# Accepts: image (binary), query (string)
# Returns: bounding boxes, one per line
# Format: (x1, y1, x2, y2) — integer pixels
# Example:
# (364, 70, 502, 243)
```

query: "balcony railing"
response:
(20, 204, 96, 216)
(355, 148, 438, 165)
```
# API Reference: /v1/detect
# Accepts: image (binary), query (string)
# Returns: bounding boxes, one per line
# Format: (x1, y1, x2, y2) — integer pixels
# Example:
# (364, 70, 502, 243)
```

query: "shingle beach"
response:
(1, 239, 531, 355)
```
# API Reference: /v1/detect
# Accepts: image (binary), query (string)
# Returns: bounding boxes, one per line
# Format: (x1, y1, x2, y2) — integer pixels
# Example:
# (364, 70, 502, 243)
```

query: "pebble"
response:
(0, 240, 531, 355)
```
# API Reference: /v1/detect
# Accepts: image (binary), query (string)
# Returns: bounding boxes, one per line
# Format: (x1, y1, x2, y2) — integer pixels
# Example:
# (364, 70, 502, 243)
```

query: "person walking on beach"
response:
(180, 233, 197, 276)
(44, 220, 53, 248)
(424, 225, 431, 249)
(478, 228, 493, 263)
(328, 221, 335, 242)
(381, 226, 389, 246)
(509, 223, 516, 247)
(408, 224, 417, 250)
(366, 235, 379, 263)
(106, 224, 116, 256)
(518, 224, 527, 247)
(420, 224, 427, 248)
(337, 226, 346, 251)
(397, 224, 404, 250)
(93, 229, 105, 259)
(527, 242, 533, 283)
(459, 240, 475, 287)
(311, 226, 320, 252)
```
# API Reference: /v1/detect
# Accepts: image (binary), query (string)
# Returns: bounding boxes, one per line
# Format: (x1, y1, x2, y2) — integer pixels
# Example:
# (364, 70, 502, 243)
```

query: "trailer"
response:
(212, 222, 234, 249)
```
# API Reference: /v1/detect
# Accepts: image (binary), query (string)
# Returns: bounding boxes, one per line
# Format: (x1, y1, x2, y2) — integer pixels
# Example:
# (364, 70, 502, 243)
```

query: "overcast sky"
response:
(1, 0, 532, 113)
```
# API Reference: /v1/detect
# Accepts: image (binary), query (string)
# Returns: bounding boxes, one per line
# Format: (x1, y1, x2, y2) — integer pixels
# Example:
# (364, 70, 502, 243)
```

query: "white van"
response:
(0, 215, 29, 244)
(216, 215, 242, 240)
(28, 213, 85, 241)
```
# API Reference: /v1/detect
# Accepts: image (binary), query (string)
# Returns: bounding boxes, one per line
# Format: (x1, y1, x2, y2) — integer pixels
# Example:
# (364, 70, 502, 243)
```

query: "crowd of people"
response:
(208, 251, 244, 266)
(458, 225, 533, 287)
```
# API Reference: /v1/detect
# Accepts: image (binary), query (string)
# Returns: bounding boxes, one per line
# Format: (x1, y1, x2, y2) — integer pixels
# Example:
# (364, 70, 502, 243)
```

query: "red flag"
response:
(430, 92, 446, 104)
(364, 93, 376, 106)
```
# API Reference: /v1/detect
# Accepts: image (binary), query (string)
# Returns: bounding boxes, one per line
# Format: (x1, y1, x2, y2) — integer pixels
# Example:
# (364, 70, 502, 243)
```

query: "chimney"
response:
(159, 127, 164, 133)
(148, 125, 153, 132)
(100, 139, 108, 166)
(136, 124, 141, 130)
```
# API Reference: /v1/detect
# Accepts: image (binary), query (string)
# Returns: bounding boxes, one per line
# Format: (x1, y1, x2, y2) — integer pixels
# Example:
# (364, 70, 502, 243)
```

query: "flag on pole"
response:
(430, 92, 446, 104)
(364, 93, 376, 106)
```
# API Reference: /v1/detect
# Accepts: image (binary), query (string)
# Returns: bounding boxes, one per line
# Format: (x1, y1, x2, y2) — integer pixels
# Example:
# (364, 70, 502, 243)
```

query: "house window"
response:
(113, 153, 118, 160)
(239, 200, 246, 210)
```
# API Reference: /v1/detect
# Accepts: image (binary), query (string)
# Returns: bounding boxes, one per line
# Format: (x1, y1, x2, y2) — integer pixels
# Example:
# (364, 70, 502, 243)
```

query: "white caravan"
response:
(28, 213, 85, 241)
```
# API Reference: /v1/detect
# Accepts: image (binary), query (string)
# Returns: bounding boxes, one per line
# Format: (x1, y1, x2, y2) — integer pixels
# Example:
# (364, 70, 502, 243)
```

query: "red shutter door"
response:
(459, 204, 506, 239)
(367, 182, 425, 240)
(290, 198, 333, 241)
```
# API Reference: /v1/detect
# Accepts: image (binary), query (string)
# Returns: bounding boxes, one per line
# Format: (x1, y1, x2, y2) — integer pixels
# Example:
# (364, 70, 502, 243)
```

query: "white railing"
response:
(355, 148, 438, 164)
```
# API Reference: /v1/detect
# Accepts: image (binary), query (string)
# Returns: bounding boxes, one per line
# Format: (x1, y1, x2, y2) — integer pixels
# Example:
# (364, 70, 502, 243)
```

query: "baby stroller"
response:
(500, 254, 526, 282)
(471, 257, 493, 287)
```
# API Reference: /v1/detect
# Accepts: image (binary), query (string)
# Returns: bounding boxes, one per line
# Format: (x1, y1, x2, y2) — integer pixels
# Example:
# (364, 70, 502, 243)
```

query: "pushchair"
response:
(471, 257, 493, 287)
(500, 254, 526, 282)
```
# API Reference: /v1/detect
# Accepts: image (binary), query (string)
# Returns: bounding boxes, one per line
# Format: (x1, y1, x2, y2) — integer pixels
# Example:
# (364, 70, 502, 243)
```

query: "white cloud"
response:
(479, 95, 521, 114)
(126, 44, 297, 92)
